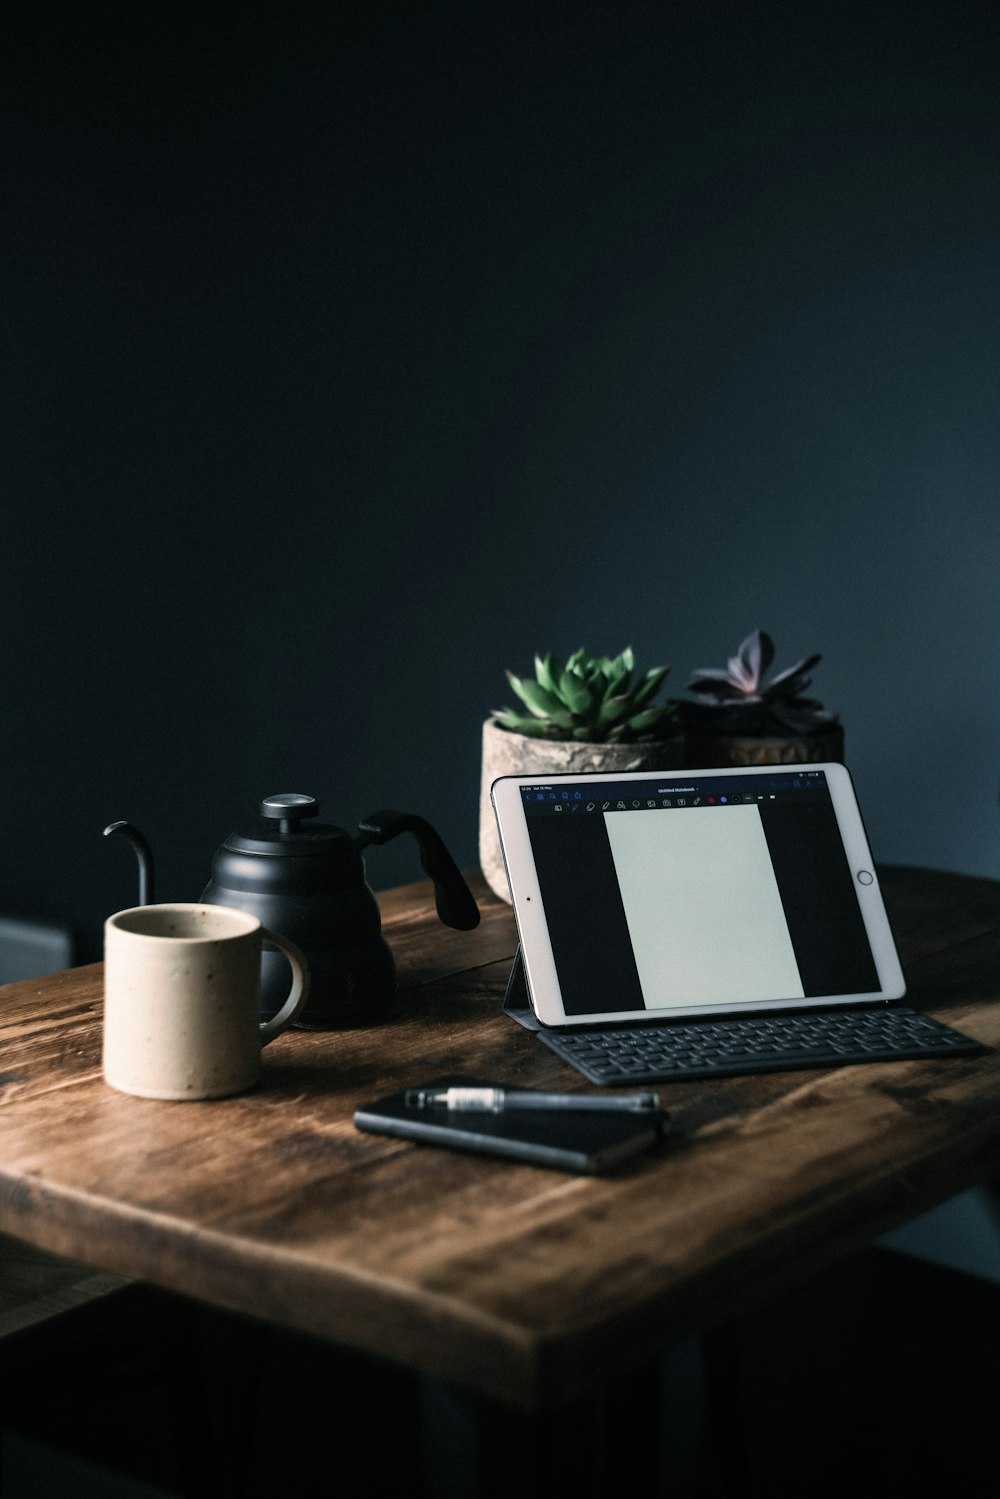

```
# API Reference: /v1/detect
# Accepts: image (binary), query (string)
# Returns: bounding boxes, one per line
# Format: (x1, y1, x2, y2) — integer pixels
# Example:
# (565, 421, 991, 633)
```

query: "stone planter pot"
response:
(478, 717, 686, 902)
(682, 723, 845, 769)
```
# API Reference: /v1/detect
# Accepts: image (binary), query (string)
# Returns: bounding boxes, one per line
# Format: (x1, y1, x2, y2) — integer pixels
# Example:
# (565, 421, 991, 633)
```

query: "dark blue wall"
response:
(3, 3, 998, 960)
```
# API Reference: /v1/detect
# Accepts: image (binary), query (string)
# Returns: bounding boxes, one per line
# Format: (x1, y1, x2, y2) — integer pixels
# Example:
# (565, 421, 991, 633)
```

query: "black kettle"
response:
(105, 793, 480, 1028)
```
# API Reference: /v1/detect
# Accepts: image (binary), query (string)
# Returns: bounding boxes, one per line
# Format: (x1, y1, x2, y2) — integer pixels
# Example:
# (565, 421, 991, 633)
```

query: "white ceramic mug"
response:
(103, 903, 310, 1100)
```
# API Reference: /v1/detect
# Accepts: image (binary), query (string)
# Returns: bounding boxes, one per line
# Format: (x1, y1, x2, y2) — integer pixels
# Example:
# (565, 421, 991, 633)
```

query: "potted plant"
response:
(479, 646, 684, 900)
(680, 629, 844, 768)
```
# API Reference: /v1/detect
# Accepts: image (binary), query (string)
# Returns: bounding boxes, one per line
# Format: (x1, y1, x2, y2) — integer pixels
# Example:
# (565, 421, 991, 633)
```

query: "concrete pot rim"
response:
(481, 716, 686, 752)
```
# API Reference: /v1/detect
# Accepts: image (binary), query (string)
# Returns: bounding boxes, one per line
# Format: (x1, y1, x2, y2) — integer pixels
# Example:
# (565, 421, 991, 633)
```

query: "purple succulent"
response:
(683, 630, 838, 736)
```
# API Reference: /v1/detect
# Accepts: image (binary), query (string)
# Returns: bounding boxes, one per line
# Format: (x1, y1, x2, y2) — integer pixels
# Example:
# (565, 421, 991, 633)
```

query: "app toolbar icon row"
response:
(547, 794, 777, 811)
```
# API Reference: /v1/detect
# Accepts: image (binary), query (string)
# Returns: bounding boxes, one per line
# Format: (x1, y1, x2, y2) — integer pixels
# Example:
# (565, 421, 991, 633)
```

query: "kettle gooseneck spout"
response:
(104, 821, 155, 906)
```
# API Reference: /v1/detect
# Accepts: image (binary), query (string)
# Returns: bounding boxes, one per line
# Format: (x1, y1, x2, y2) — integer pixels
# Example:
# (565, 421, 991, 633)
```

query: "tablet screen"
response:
(492, 764, 905, 1027)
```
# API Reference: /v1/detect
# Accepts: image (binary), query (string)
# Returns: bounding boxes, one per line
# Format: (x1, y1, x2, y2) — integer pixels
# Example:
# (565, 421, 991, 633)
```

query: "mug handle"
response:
(258, 928, 310, 1044)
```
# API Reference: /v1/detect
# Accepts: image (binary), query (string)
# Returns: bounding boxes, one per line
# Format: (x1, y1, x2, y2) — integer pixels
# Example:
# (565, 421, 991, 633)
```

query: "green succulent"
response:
(493, 647, 676, 743)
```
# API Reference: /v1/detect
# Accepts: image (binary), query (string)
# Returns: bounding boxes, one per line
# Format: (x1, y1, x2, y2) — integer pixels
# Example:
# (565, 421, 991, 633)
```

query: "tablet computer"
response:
(491, 763, 905, 1029)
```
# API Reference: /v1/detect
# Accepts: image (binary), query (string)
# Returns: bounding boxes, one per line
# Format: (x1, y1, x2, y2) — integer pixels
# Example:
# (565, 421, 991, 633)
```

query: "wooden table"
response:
(1, 865, 999, 1430)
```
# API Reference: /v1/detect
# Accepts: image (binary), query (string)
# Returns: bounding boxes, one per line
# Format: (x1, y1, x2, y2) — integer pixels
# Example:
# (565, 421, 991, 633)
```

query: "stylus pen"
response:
(404, 1086, 661, 1114)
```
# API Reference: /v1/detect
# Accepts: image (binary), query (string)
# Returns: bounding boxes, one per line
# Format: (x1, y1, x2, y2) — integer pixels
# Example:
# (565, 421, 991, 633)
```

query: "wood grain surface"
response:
(0, 865, 998, 1409)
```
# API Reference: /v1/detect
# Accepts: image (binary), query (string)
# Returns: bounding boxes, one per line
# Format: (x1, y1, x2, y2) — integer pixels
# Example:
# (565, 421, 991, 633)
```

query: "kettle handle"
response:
(356, 811, 480, 931)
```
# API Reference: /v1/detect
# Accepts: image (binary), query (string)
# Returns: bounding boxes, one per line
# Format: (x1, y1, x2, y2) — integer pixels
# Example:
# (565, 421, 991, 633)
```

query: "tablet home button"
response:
(857, 869, 874, 885)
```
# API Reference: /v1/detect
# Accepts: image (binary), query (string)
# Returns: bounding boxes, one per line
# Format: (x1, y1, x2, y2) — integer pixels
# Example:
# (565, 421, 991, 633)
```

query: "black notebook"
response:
(353, 1075, 668, 1174)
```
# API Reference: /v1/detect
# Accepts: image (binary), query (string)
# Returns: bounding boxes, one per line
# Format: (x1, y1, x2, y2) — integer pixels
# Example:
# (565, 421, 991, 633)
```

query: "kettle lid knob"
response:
(259, 793, 320, 836)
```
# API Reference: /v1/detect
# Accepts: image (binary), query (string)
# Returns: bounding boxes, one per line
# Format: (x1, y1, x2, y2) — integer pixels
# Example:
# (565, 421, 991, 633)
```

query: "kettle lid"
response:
(224, 794, 352, 857)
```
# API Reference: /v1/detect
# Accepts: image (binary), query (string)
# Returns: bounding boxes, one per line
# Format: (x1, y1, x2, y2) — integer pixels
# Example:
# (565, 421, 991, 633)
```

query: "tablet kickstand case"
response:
(503, 946, 542, 1031)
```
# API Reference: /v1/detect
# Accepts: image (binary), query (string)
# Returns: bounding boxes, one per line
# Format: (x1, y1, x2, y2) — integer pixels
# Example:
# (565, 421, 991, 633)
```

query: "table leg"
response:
(156, 1300, 270, 1499)
(700, 1322, 750, 1499)
(420, 1359, 663, 1499)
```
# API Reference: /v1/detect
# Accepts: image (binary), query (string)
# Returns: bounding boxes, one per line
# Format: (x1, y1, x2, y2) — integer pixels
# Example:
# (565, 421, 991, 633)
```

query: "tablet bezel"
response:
(491, 762, 906, 1029)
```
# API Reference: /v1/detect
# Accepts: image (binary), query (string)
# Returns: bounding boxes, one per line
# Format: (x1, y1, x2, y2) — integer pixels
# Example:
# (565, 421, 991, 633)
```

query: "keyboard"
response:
(538, 1005, 983, 1085)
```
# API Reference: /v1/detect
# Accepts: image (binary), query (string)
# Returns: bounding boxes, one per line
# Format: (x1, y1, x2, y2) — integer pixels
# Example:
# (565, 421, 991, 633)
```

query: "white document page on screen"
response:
(604, 806, 805, 1009)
